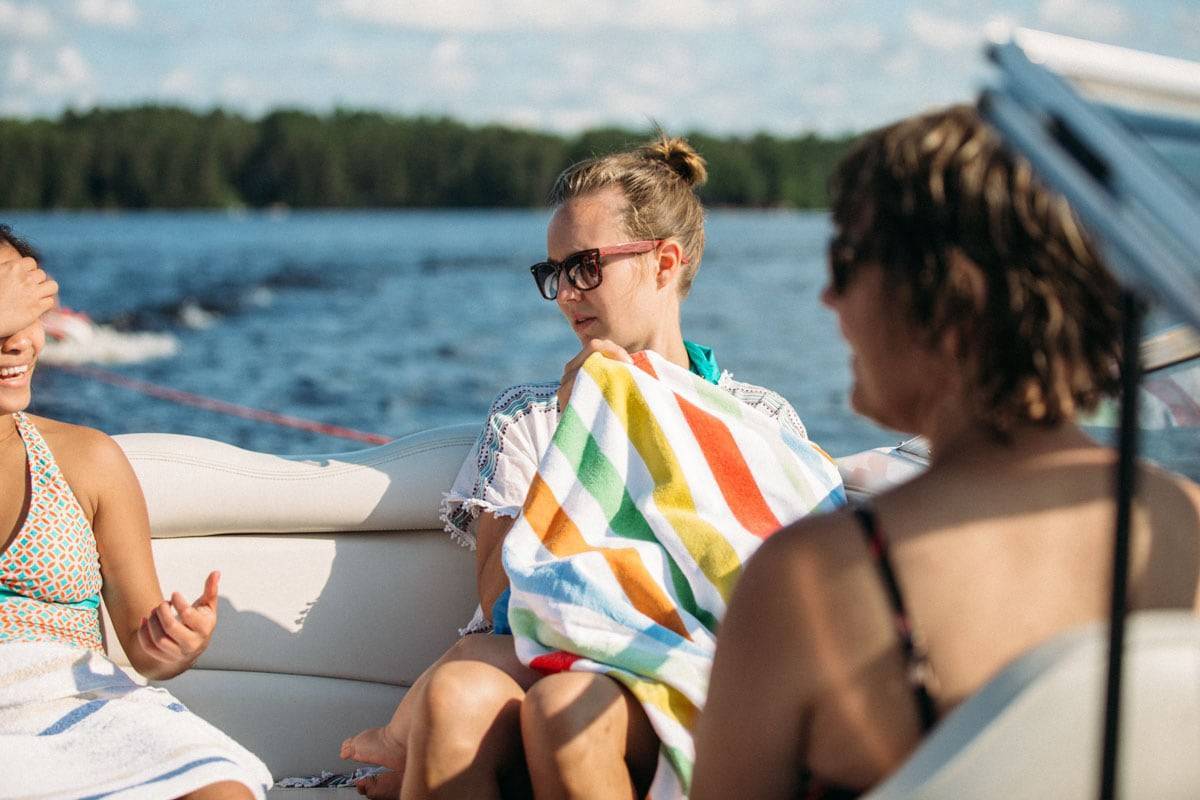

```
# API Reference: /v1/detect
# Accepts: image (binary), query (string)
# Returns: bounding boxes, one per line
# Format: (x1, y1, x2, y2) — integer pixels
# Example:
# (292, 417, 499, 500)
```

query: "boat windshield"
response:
(1083, 324, 1200, 480)
(983, 29, 1200, 481)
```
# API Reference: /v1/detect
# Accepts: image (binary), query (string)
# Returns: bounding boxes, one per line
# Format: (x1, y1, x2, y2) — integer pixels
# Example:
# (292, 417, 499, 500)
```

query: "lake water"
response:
(5, 209, 899, 458)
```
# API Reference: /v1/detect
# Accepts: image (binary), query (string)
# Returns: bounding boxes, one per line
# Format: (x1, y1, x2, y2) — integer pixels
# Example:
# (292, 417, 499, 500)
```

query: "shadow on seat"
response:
(864, 610, 1200, 800)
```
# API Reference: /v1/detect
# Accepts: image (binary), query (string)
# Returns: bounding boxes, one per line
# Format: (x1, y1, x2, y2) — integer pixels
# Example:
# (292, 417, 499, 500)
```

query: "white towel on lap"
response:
(0, 642, 272, 800)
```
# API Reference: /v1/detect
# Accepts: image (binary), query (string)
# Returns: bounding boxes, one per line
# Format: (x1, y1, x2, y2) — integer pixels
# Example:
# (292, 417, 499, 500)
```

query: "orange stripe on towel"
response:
(523, 476, 691, 639)
(673, 393, 781, 537)
(634, 351, 780, 537)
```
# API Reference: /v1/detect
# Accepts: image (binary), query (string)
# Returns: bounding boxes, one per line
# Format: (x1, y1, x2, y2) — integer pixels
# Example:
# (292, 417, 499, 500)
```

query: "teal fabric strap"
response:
(0, 583, 101, 611)
(684, 340, 721, 385)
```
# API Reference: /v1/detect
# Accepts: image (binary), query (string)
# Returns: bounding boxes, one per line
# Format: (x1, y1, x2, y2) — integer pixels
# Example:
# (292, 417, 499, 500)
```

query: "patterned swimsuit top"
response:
(0, 412, 104, 651)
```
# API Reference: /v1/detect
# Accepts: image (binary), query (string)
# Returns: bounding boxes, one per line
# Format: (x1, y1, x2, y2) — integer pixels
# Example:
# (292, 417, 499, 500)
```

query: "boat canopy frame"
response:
(980, 28, 1200, 800)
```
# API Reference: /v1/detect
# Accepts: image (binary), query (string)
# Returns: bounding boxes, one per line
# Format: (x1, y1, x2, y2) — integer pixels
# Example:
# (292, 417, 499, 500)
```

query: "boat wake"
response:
(41, 308, 179, 366)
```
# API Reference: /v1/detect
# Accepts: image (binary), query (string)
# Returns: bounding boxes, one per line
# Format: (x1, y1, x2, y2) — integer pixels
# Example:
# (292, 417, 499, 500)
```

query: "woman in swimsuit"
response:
(691, 105, 1200, 799)
(0, 226, 271, 799)
(342, 134, 822, 799)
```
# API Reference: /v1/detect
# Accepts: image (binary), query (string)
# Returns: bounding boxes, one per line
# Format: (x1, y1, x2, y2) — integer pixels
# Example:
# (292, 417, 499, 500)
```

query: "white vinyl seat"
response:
(864, 610, 1200, 800)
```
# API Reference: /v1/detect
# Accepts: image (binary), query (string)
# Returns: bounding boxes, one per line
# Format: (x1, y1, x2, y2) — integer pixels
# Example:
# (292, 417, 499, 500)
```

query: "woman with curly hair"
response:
(691, 104, 1200, 799)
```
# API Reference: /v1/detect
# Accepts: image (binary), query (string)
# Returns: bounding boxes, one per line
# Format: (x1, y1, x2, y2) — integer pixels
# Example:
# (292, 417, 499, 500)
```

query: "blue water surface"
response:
(6, 209, 898, 457)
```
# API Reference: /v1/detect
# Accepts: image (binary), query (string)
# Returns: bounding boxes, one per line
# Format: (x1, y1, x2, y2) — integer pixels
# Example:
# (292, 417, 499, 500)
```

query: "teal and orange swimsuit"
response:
(0, 411, 104, 651)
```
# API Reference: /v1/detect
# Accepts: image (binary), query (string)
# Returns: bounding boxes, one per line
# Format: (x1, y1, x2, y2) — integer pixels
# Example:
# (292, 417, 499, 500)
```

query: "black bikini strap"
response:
(852, 502, 939, 733)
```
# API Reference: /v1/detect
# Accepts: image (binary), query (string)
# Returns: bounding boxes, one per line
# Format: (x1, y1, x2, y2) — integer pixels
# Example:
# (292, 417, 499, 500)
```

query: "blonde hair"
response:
(549, 131, 708, 296)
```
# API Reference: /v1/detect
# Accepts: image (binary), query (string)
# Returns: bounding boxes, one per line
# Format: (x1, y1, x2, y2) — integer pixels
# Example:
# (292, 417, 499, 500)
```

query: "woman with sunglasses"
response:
(690, 105, 1200, 800)
(342, 134, 813, 799)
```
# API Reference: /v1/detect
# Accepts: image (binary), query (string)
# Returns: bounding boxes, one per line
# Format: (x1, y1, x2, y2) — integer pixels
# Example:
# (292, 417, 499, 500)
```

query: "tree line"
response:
(0, 106, 856, 210)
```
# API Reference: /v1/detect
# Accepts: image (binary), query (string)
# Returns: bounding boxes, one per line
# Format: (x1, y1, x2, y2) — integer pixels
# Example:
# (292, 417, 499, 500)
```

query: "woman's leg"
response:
(520, 672, 660, 800)
(399, 657, 534, 800)
(342, 633, 538, 772)
(344, 634, 538, 799)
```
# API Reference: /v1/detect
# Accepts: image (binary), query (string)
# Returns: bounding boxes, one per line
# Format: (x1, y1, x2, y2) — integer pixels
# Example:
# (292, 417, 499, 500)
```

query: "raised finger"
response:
(138, 617, 173, 661)
(176, 602, 213, 637)
(155, 601, 195, 645)
(149, 605, 186, 657)
(196, 571, 221, 609)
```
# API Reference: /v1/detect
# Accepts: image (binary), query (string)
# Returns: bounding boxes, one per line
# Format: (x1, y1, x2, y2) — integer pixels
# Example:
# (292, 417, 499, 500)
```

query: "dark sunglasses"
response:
(530, 239, 664, 301)
(827, 233, 867, 296)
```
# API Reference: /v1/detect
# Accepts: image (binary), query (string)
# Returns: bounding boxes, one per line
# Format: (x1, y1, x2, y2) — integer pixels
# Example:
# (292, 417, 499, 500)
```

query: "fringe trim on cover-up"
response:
(438, 492, 520, 550)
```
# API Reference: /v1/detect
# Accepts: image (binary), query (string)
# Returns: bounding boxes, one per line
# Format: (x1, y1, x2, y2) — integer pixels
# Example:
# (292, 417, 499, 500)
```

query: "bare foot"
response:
(341, 726, 406, 770)
(355, 769, 403, 798)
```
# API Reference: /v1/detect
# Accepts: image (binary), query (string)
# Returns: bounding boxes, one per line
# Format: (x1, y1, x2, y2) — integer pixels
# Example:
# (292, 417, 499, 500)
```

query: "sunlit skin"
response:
(0, 242, 251, 800)
(342, 187, 689, 799)
(0, 249, 57, 340)
(689, 248, 1200, 800)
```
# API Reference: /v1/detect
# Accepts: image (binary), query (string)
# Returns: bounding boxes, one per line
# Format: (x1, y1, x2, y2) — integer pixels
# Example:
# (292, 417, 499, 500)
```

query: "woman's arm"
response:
(692, 531, 814, 800)
(475, 512, 516, 622)
(85, 430, 219, 680)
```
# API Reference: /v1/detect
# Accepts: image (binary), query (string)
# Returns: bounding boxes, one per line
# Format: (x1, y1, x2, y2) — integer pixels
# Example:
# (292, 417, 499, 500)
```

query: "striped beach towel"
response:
(0, 641, 272, 799)
(502, 351, 845, 798)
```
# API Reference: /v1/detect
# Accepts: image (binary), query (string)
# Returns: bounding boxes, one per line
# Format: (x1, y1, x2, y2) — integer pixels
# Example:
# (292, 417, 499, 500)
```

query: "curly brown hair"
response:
(550, 130, 708, 296)
(828, 104, 1122, 434)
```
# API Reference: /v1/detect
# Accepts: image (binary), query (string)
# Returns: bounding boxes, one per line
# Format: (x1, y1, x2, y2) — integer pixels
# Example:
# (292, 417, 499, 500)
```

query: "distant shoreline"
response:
(0, 106, 856, 212)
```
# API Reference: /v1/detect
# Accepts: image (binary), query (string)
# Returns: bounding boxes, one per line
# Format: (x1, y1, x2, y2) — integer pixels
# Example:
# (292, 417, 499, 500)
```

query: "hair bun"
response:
(641, 133, 708, 188)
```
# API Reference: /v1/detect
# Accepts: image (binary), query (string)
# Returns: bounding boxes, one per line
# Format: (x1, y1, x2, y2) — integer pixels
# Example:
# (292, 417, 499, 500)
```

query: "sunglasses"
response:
(827, 232, 868, 296)
(530, 239, 664, 301)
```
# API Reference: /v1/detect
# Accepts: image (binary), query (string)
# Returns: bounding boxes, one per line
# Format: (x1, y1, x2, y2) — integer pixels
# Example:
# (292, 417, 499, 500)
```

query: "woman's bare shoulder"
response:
(742, 506, 879, 627)
(24, 414, 124, 463)
(23, 415, 134, 508)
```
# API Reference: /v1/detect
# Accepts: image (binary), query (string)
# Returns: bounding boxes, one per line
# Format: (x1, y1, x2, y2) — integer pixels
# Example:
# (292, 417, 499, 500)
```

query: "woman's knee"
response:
(521, 672, 627, 750)
(418, 660, 524, 732)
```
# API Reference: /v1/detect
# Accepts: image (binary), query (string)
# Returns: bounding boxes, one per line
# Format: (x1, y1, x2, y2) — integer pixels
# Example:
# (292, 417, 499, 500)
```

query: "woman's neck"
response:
(0, 414, 18, 446)
(636, 299, 689, 370)
(925, 410, 1097, 470)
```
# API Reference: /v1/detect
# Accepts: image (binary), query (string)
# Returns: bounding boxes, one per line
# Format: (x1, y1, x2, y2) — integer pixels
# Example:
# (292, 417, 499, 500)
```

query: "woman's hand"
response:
(136, 571, 221, 673)
(0, 255, 57, 337)
(558, 338, 634, 411)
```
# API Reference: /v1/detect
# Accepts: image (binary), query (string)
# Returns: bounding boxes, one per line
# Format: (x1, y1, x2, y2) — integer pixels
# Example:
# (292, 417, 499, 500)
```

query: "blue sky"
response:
(1, 0, 1197, 135)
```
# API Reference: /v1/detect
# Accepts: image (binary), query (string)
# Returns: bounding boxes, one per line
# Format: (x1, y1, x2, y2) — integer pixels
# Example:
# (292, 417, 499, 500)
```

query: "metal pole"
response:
(1098, 290, 1143, 800)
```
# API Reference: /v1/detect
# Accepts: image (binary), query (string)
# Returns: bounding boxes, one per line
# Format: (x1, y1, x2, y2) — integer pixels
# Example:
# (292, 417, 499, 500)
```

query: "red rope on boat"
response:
(43, 363, 393, 446)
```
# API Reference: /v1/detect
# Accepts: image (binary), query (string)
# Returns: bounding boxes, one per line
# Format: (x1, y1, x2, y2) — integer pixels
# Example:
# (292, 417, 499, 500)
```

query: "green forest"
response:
(0, 106, 855, 210)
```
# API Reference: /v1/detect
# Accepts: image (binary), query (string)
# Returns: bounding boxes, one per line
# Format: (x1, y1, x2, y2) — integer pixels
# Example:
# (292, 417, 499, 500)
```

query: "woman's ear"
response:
(655, 240, 685, 290)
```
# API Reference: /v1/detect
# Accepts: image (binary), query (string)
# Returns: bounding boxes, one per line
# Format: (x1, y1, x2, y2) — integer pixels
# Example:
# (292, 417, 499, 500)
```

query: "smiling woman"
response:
(0, 226, 272, 799)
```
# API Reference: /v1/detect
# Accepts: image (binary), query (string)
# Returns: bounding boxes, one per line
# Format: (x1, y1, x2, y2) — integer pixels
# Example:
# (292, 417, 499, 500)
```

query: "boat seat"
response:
(110, 425, 483, 789)
(863, 610, 1200, 800)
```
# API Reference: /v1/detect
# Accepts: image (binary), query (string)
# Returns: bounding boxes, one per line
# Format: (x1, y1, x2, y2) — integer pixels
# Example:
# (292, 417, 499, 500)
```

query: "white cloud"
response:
(327, 0, 735, 32)
(0, 1, 55, 38)
(883, 46, 922, 78)
(74, 0, 139, 28)
(1037, 0, 1129, 39)
(220, 74, 256, 103)
(9, 50, 35, 84)
(326, 46, 377, 75)
(906, 9, 981, 52)
(160, 68, 197, 95)
(8, 46, 94, 96)
(57, 47, 91, 85)
(429, 37, 476, 93)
